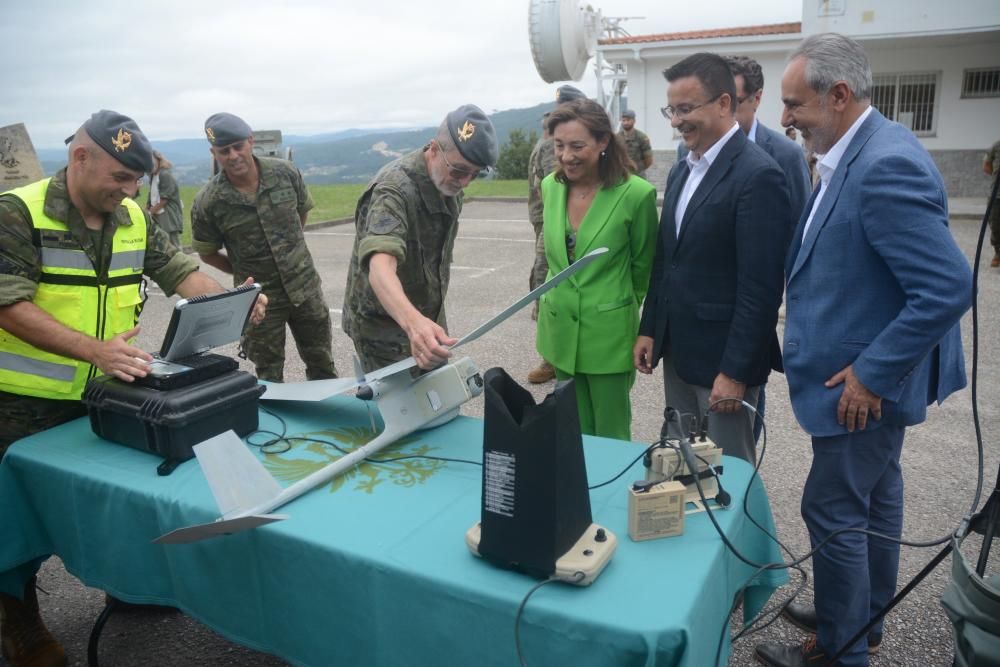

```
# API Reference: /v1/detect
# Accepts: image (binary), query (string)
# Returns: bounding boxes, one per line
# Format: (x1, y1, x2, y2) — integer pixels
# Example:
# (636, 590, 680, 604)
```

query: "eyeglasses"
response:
(660, 93, 722, 120)
(436, 141, 483, 180)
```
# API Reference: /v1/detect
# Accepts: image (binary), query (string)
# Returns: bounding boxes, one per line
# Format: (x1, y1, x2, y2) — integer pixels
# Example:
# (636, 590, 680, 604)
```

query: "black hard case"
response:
(83, 370, 265, 471)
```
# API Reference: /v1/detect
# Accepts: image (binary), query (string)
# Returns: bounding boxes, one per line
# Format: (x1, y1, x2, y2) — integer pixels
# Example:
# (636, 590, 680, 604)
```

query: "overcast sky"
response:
(4, 0, 800, 148)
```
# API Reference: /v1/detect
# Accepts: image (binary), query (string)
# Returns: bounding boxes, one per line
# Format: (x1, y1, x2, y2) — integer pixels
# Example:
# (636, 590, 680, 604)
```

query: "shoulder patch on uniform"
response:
(371, 214, 401, 234)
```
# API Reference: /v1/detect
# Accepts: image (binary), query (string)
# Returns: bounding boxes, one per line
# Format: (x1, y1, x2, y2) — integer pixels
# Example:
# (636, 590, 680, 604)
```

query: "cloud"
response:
(3, 0, 799, 147)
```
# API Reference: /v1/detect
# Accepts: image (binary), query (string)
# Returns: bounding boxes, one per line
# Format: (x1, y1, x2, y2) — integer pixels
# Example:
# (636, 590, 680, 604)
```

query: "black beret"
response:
(445, 105, 498, 168)
(556, 85, 586, 104)
(204, 112, 253, 147)
(72, 110, 153, 173)
(621, 109, 636, 119)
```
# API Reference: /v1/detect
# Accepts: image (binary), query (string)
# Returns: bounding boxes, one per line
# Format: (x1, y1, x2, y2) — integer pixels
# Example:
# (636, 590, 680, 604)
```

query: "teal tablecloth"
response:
(0, 396, 787, 666)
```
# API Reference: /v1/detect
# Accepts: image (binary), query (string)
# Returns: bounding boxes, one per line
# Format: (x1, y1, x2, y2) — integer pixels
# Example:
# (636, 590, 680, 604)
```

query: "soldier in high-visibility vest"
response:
(0, 110, 266, 667)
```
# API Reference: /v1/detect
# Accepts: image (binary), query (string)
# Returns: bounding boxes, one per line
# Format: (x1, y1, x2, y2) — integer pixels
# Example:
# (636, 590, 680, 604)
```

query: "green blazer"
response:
(536, 173, 658, 374)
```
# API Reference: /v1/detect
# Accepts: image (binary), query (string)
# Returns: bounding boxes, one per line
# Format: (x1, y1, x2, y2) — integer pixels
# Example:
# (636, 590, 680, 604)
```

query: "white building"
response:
(598, 0, 1000, 196)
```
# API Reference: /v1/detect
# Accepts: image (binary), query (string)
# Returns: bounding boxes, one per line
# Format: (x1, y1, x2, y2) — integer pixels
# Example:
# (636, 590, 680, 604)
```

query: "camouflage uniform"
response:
(147, 167, 184, 249)
(527, 136, 556, 292)
(987, 140, 1000, 253)
(617, 128, 653, 179)
(191, 156, 336, 382)
(0, 169, 199, 457)
(343, 148, 462, 372)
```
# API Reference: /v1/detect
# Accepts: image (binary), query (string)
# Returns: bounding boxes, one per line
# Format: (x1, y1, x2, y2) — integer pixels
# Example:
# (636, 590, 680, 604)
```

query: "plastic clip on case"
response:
(83, 370, 265, 476)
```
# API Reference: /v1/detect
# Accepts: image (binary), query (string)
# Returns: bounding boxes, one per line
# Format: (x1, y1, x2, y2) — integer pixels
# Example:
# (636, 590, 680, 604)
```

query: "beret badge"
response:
(111, 128, 132, 153)
(456, 121, 476, 142)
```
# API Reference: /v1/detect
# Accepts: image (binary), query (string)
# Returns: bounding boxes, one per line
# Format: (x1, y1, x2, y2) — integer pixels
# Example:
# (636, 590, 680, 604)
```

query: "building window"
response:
(871, 72, 939, 136)
(962, 68, 1000, 98)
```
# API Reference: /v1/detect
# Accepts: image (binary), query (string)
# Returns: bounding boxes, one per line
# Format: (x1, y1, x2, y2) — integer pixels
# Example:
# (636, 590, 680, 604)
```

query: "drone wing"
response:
(454, 247, 608, 349)
(259, 376, 368, 402)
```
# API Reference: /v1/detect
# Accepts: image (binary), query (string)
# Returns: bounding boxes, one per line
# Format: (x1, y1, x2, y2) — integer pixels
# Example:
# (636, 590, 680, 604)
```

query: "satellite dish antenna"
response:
(528, 1, 638, 121)
(528, 0, 602, 83)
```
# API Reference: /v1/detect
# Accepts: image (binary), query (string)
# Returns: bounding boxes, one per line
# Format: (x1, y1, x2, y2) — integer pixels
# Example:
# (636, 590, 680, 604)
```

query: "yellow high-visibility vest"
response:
(0, 178, 146, 399)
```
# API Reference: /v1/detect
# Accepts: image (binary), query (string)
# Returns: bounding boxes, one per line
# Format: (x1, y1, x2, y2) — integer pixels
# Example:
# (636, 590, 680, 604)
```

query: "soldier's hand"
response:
(89, 326, 153, 382)
(240, 277, 268, 325)
(407, 317, 457, 370)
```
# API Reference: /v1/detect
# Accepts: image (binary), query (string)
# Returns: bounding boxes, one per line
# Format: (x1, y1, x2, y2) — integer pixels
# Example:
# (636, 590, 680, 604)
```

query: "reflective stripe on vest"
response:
(0, 178, 147, 400)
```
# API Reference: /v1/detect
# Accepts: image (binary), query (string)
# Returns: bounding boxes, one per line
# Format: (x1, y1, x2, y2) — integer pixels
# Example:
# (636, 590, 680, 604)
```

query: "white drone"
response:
(154, 248, 608, 544)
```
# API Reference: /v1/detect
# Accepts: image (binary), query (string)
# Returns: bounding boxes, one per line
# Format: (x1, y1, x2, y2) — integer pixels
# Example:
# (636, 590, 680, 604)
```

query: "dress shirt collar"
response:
(747, 117, 759, 144)
(685, 122, 740, 170)
(815, 105, 873, 185)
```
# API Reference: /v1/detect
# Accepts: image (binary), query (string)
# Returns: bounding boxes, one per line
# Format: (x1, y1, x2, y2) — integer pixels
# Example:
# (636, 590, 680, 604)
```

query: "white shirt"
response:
(800, 106, 873, 240)
(674, 122, 740, 237)
(747, 117, 759, 144)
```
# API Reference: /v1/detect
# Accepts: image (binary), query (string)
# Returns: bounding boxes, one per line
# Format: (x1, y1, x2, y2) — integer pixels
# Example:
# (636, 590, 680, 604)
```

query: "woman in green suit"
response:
(536, 99, 659, 441)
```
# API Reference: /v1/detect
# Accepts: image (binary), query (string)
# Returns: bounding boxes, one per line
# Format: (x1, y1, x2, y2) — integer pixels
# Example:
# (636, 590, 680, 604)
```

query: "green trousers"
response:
(554, 368, 635, 442)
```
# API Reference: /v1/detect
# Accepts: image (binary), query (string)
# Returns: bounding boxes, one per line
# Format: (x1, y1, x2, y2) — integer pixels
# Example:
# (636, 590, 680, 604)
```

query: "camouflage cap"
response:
(556, 85, 586, 104)
(204, 112, 253, 147)
(621, 109, 636, 119)
(71, 110, 153, 173)
(445, 105, 498, 168)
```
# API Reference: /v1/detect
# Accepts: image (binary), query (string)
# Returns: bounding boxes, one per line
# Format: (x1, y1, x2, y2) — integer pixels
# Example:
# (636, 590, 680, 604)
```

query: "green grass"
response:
(176, 180, 527, 247)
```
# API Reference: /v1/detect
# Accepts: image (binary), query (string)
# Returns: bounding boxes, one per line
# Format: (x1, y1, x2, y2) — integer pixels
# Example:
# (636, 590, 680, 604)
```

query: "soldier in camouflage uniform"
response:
(526, 85, 587, 384)
(617, 110, 653, 179)
(192, 113, 336, 382)
(343, 105, 497, 372)
(147, 150, 184, 248)
(984, 139, 1000, 267)
(0, 110, 261, 667)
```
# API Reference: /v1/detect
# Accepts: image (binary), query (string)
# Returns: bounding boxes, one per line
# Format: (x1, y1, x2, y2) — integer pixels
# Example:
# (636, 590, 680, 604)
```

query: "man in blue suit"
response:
(634, 53, 791, 464)
(754, 34, 972, 667)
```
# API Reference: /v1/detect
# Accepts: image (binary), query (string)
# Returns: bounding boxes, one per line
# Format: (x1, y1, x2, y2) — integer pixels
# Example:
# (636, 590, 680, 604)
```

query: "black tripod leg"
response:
(87, 597, 119, 667)
(824, 542, 953, 667)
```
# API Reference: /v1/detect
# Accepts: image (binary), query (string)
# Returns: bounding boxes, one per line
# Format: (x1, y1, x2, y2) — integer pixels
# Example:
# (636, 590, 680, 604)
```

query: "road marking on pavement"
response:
(451, 265, 497, 279)
(306, 231, 532, 243)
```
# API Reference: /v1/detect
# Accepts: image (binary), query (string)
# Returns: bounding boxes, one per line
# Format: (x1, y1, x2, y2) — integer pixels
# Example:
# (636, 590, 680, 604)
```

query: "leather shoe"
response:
(755, 636, 829, 666)
(0, 577, 66, 667)
(782, 600, 882, 653)
(527, 361, 555, 384)
(991, 252, 1000, 268)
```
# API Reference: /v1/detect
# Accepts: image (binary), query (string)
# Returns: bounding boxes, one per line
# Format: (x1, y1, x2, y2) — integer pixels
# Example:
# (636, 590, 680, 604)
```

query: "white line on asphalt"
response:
(451, 265, 497, 278)
(306, 231, 532, 243)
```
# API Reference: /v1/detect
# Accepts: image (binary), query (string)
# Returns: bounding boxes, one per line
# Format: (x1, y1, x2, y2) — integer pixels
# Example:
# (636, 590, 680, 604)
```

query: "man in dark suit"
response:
(726, 56, 811, 222)
(676, 57, 810, 219)
(754, 34, 972, 667)
(633, 53, 791, 463)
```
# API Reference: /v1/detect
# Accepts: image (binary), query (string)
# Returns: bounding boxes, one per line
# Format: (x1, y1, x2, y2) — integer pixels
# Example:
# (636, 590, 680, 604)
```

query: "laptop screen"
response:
(160, 283, 261, 361)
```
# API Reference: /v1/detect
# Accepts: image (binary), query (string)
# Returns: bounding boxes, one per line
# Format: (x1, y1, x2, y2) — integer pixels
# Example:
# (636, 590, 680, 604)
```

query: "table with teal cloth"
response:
(0, 395, 787, 666)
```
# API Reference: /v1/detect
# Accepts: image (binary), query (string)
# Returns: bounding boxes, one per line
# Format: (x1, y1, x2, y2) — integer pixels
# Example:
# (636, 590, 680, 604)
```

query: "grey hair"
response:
(789, 33, 872, 101)
(435, 121, 454, 152)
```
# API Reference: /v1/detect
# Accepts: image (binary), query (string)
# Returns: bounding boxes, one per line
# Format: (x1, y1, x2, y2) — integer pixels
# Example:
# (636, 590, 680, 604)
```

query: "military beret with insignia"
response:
(621, 109, 636, 119)
(445, 104, 498, 169)
(204, 112, 253, 147)
(70, 110, 153, 173)
(555, 85, 586, 104)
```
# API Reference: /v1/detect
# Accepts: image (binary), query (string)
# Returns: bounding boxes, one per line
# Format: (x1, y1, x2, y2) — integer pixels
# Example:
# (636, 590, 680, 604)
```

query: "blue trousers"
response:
(802, 425, 905, 667)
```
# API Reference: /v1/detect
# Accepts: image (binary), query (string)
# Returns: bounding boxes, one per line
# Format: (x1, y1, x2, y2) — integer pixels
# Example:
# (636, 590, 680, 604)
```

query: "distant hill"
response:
(37, 104, 555, 186)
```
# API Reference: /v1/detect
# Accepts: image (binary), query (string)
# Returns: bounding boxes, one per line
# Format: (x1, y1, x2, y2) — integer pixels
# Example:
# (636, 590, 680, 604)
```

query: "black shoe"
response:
(755, 637, 829, 666)
(782, 601, 882, 654)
